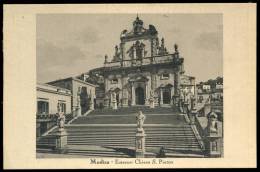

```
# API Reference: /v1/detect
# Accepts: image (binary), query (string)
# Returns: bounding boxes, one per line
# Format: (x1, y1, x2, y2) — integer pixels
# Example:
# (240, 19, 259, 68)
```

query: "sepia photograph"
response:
(36, 13, 223, 158)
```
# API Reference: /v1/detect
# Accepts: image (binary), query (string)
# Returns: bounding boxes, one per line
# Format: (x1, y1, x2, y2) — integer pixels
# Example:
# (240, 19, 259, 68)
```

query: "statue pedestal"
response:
(111, 100, 117, 110)
(54, 128, 68, 154)
(205, 134, 222, 157)
(135, 129, 146, 158)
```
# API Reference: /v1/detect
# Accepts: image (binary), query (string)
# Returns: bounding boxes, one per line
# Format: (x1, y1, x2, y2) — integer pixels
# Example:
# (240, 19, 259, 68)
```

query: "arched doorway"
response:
(135, 87, 145, 105)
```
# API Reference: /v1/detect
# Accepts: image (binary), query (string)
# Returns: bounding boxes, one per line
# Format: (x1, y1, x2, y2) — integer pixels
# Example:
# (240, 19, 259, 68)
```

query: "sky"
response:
(37, 14, 223, 83)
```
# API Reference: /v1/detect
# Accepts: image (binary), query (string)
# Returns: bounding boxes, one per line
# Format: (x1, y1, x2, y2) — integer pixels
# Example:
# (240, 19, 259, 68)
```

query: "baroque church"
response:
(82, 16, 196, 109)
(36, 16, 223, 158)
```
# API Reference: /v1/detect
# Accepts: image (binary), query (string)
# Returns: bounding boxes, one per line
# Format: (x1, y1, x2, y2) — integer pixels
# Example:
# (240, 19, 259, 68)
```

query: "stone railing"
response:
(104, 54, 175, 69)
(36, 113, 57, 121)
(190, 103, 223, 157)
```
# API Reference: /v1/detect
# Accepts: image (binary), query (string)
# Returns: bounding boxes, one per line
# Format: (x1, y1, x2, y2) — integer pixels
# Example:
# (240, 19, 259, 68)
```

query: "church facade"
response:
(84, 16, 196, 108)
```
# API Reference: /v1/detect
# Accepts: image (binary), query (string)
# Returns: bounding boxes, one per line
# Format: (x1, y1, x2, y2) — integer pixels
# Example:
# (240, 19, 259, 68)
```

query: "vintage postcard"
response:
(3, 4, 256, 169)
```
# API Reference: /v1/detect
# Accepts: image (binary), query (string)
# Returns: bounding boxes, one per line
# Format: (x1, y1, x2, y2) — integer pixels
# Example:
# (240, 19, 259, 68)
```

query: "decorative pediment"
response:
(128, 75, 149, 82)
(159, 83, 173, 88)
(108, 87, 121, 93)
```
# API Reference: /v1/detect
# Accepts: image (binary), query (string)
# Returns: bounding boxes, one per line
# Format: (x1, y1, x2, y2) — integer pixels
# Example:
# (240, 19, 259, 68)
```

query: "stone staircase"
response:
(37, 124, 204, 157)
(37, 145, 132, 158)
(89, 106, 179, 115)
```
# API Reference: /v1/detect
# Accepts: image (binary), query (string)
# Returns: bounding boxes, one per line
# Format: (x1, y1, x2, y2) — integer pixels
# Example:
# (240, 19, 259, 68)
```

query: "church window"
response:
(111, 78, 118, 84)
(37, 101, 49, 115)
(161, 73, 170, 80)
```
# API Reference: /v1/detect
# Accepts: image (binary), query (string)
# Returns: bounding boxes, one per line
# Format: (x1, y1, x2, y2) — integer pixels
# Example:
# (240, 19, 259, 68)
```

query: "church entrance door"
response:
(135, 87, 145, 105)
(163, 90, 171, 104)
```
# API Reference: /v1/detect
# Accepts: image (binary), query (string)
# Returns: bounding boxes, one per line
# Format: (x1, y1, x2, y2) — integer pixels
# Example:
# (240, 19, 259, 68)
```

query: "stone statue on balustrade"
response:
(54, 104, 68, 153)
(56, 104, 66, 131)
(136, 111, 146, 132)
(149, 90, 155, 108)
(207, 112, 219, 134)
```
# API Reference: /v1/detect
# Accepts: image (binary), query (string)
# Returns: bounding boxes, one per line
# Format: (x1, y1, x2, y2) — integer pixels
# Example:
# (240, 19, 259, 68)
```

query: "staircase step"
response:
(165, 153, 205, 158)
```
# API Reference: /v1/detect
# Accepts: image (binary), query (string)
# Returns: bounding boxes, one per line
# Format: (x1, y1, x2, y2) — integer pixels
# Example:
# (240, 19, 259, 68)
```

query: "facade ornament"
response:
(112, 45, 121, 62)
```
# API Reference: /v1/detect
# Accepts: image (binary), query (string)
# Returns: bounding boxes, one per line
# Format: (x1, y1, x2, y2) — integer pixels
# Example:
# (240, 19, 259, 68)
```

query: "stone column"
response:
(121, 75, 128, 107)
(145, 83, 149, 105)
(160, 88, 163, 106)
(131, 83, 136, 106)
(170, 88, 174, 106)
(89, 94, 94, 111)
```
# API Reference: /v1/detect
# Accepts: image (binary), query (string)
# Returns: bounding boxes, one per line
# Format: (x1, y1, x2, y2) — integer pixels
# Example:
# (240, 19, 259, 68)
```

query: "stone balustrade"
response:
(104, 54, 176, 69)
